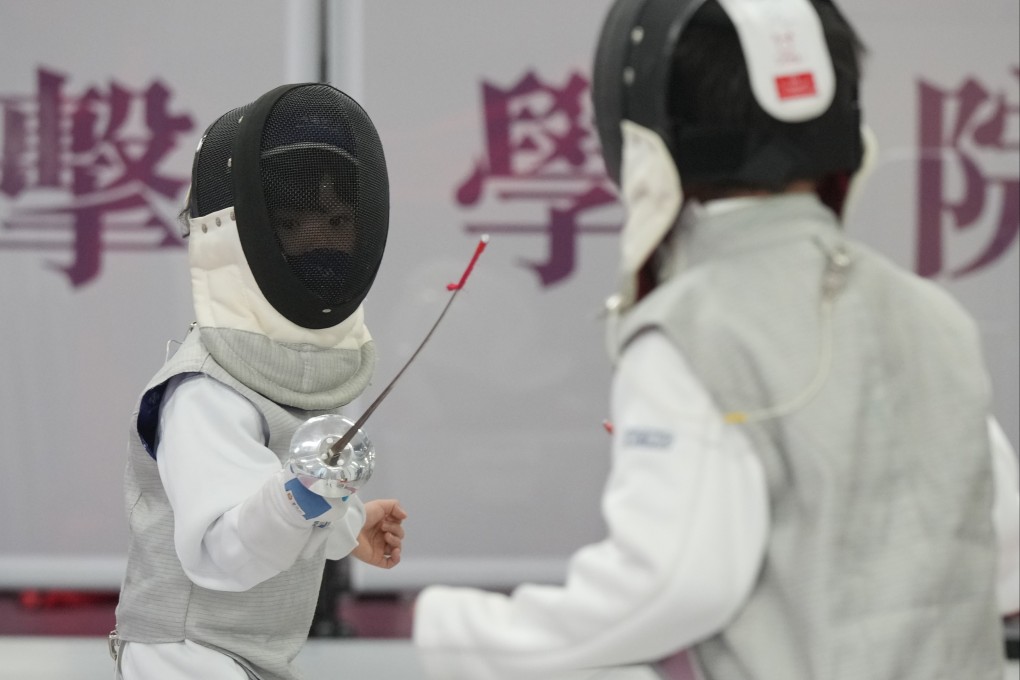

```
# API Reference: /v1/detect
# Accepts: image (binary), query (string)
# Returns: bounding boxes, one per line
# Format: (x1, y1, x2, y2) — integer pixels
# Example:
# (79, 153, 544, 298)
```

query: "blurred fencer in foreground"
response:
(412, 1, 1020, 678)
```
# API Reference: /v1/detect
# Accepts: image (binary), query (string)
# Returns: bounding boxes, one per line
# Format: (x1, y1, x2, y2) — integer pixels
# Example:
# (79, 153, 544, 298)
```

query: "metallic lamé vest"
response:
(115, 326, 375, 680)
(616, 195, 1003, 680)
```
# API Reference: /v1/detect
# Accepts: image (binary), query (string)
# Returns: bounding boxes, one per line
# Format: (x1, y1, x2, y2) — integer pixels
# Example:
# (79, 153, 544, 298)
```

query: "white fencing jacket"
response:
(412, 327, 1020, 680)
(119, 374, 366, 680)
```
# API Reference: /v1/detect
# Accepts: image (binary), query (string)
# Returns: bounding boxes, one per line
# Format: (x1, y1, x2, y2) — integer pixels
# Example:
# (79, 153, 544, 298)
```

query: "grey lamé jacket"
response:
(618, 194, 1003, 680)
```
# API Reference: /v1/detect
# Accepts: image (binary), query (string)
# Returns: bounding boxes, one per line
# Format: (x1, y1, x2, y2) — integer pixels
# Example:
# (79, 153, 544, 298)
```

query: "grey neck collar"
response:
(200, 326, 376, 411)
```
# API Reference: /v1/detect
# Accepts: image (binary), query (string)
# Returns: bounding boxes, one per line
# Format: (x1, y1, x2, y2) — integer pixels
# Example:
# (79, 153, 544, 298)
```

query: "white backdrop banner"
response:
(0, 0, 1016, 591)
(0, 0, 312, 587)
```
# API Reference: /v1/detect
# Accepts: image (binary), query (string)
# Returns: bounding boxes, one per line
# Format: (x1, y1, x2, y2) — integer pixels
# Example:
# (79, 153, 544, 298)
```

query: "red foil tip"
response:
(447, 236, 489, 290)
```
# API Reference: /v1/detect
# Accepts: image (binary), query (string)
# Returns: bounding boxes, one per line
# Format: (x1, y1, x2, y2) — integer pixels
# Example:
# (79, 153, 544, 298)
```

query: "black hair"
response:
(667, 0, 866, 196)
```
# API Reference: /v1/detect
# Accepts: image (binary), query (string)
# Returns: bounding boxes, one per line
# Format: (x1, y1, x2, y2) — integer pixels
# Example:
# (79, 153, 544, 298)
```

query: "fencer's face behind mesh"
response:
(260, 86, 385, 308)
(189, 83, 389, 329)
(262, 150, 361, 305)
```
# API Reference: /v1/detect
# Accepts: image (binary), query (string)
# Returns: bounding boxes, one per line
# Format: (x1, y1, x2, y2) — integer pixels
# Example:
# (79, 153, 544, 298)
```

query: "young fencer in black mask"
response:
(114, 83, 407, 680)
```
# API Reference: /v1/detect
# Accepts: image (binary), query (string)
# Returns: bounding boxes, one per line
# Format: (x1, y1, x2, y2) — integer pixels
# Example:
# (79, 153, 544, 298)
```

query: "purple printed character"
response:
(917, 67, 1019, 278)
(0, 68, 194, 286)
(456, 71, 619, 286)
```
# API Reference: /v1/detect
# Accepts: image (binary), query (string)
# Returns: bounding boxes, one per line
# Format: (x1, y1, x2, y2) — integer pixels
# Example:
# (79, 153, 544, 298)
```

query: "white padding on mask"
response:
(618, 120, 683, 307)
(717, 0, 835, 122)
(188, 206, 371, 350)
(842, 124, 878, 223)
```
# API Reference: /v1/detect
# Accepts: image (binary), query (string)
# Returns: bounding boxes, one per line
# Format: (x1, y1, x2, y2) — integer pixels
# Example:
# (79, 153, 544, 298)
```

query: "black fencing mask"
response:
(188, 83, 389, 330)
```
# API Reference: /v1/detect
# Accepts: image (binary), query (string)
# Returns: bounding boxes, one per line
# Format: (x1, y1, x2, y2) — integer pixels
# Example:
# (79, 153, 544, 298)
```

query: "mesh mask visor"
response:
(231, 83, 389, 329)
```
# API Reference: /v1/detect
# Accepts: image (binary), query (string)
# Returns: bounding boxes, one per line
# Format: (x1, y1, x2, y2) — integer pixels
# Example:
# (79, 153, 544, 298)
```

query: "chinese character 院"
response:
(917, 67, 1019, 278)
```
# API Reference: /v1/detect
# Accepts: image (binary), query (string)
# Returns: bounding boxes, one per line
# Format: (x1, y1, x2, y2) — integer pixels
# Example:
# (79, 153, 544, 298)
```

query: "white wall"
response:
(0, 0, 1015, 593)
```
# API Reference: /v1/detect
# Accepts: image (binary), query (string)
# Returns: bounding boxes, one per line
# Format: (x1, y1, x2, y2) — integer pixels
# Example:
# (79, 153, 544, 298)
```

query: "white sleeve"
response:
(988, 417, 1020, 615)
(325, 496, 367, 560)
(413, 330, 769, 679)
(157, 373, 352, 591)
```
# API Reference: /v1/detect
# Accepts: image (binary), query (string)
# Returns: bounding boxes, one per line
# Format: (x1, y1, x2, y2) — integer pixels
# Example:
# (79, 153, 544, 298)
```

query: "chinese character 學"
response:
(456, 71, 620, 287)
(0, 68, 194, 286)
(917, 67, 1019, 278)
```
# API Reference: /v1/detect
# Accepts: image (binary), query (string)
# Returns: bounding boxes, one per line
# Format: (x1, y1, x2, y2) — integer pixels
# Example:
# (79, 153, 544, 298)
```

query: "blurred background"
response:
(0, 1, 1016, 678)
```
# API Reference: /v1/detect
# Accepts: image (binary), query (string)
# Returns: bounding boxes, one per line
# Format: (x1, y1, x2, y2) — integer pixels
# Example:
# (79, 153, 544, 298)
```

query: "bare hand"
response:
(352, 499, 407, 568)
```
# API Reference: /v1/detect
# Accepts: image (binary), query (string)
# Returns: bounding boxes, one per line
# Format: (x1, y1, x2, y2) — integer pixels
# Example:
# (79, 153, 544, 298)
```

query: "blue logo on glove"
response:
(284, 477, 331, 519)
